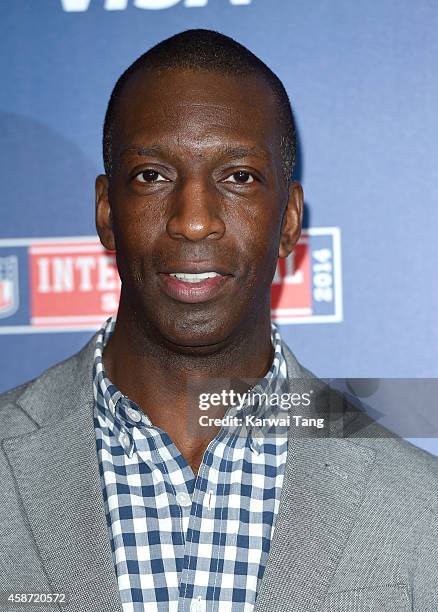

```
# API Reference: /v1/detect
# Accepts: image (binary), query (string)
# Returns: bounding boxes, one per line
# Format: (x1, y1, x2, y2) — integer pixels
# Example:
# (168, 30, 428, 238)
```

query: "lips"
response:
(169, 271, 222, 283)
(158, 267, 233, 304)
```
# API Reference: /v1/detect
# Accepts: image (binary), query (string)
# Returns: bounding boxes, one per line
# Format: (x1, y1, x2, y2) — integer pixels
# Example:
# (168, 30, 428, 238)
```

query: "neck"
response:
(102, 298, 275, 470)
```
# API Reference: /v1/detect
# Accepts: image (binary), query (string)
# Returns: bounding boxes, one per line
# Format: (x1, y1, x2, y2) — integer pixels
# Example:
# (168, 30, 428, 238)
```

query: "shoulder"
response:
(332, 391, 438, 512)
(351, 419, 438, 503)
(0, 333, 98, 440)
(331, 386, 438, 501)
(281, 338, 438, 496)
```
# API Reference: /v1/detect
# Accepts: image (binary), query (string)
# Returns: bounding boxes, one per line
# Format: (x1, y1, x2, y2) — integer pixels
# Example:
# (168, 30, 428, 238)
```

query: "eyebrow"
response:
(119, 144, 271, 162)
(120, 145, 163, 159)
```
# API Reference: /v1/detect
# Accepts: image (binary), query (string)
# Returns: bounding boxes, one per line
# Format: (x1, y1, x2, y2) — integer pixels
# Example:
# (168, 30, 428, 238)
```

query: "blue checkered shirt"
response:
(93, 316, 289, 612)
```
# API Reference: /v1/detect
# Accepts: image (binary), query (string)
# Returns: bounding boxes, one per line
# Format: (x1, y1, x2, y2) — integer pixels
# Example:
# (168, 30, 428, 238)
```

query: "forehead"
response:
(112, 68, 281, 158)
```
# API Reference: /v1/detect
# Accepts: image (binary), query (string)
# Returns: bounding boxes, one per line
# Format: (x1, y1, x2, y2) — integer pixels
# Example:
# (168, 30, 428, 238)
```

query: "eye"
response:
(135, 169, 168, 183)
(224, 171, 255, 184)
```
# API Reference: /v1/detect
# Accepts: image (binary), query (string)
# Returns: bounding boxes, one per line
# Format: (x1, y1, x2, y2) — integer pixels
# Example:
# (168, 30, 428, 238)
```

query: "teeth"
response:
(170, 271, 221, 283)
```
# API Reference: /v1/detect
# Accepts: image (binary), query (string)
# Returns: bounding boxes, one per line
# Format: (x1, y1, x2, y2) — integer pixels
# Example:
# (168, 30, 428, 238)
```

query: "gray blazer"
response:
(1, 334, 437, 612)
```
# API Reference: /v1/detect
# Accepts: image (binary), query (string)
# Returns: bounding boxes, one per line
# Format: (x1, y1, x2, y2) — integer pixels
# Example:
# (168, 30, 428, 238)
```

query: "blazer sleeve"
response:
(412, 507, 438, 611)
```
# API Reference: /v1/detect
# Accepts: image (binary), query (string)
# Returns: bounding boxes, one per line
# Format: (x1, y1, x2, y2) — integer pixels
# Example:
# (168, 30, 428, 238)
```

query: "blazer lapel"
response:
(254, 343, 376, 612)
(2, 336, 123, 612)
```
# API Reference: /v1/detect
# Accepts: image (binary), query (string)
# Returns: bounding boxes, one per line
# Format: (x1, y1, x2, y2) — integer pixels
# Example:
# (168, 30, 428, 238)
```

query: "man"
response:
(0, 29, 437, 612)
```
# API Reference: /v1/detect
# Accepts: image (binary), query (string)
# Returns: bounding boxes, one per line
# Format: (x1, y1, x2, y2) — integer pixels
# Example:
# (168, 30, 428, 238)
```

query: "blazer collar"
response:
(2, 334, 375, 612)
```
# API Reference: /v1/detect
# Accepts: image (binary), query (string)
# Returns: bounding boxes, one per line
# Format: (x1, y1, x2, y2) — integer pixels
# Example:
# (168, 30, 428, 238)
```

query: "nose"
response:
(166, 176, 226, 241)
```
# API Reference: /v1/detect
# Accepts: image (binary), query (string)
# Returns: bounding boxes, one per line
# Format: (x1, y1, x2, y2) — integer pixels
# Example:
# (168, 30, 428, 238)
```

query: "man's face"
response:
(96, 68, 303, 351)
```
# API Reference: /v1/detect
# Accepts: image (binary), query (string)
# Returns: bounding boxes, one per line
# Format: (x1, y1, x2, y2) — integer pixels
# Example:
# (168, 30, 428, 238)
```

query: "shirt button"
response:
(190, 599, 206, 612)
(126, 406, 142, 423)
(176, 491, 192, 508)
(253, 428, 263, 440)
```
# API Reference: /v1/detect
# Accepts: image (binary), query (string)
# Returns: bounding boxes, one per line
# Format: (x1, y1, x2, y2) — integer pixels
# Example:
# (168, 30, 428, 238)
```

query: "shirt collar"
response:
(93, 316, 288, 456)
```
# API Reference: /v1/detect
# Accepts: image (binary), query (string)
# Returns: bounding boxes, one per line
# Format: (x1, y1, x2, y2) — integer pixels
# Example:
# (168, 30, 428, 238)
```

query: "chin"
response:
(155, 316, 234, 352)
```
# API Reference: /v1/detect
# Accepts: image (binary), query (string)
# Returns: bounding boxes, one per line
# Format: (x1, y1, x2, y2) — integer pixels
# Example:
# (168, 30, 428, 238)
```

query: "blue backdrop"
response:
(0, 1, 437, 453)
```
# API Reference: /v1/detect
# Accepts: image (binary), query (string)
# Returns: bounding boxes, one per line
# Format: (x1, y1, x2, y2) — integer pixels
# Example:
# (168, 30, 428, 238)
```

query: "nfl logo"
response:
(0, 256, 19, 319)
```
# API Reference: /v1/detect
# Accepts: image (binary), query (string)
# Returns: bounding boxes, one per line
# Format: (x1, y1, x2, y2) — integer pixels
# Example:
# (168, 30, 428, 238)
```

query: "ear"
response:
(95, 174, 115, 251)
(278, 181, 304, 258)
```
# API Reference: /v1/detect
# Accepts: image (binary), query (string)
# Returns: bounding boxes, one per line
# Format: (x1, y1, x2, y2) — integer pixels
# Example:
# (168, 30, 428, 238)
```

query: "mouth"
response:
(157, 269, 233, 304)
